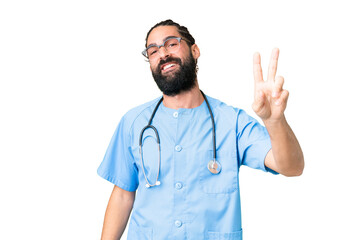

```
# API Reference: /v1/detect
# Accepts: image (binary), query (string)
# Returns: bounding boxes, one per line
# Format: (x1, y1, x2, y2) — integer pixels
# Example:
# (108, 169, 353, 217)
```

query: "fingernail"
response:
(275, 100, 281, 105)
(272, 91, 278, 97)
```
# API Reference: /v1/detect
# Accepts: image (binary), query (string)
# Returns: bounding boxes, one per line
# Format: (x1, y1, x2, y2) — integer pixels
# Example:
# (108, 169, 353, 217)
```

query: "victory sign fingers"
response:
(252, 48, 289, 121)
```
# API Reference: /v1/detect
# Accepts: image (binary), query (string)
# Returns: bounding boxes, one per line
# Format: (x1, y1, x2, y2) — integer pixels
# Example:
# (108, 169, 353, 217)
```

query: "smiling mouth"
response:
(161, 63, 177, 72)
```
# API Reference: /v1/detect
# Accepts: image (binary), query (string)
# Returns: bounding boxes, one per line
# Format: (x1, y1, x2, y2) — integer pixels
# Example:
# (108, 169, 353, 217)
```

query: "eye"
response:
(165, 39, 179, 49)
(169, 43, 178, 48)
(148, 47, 158, 56)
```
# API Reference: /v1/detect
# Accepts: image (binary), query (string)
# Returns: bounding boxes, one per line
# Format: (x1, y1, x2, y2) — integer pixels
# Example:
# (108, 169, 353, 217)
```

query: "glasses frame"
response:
(142, 37, 188, 59)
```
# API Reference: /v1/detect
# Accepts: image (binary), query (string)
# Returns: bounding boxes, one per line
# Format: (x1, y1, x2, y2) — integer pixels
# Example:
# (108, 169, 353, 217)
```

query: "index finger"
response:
(253, 52, 263, 84)
(267, 48, 279, 82)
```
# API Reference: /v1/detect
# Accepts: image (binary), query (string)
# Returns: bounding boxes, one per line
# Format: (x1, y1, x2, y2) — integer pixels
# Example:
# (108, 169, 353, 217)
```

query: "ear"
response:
(191, 44, 200, 60)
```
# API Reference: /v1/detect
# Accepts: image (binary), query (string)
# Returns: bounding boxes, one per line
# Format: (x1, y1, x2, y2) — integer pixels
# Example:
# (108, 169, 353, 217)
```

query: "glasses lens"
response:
(146, 46, 159, 58)
(164, 38, 180, 53)
(144, 38, 181, 59)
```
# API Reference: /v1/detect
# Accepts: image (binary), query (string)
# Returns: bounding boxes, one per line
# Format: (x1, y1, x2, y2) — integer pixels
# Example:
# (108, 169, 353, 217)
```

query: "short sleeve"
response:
(97, 116, 139, 191)
(236, 110, 278, 175)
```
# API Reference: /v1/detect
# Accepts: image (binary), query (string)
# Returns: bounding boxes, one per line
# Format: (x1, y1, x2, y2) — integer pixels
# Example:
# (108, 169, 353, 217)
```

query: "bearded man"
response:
(97, 19, 304, 240)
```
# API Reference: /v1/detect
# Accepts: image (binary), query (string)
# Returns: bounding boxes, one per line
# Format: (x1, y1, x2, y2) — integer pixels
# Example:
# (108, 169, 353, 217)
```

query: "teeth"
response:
(163, 64, 175, 70)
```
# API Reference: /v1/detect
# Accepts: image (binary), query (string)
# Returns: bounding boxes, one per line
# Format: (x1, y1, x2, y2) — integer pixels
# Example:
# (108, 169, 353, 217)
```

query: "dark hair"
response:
(145, 19, 196, 47)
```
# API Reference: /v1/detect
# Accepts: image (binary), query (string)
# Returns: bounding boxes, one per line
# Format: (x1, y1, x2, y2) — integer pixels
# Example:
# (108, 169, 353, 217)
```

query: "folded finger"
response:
(272, 76, 284, 97)
(275, 89, 289, 106)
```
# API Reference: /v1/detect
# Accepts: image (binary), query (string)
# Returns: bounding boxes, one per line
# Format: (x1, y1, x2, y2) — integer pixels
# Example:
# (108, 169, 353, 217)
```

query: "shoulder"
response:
(205, 95, 259, 127)
(119, 97, 162, 130)
(205, 95, 243, 120)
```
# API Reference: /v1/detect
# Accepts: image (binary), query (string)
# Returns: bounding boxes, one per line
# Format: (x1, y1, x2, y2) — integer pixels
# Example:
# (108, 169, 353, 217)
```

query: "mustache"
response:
(156, 57, 182, 73)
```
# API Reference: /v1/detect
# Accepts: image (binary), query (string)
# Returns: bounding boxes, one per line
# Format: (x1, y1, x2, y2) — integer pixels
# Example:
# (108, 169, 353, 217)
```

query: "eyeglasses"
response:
(142, 37, 187, 60)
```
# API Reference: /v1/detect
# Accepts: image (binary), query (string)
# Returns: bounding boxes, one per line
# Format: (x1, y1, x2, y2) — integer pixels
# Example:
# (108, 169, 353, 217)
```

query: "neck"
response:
(162, 82, 204, 109)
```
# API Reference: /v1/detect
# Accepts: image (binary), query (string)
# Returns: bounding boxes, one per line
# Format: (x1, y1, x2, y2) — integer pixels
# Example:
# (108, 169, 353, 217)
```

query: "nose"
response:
(158, 46, 169, 59)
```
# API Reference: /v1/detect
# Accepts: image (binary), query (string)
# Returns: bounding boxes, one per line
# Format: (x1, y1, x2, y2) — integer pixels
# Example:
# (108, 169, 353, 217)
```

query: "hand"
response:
(252, 48, 289, 122)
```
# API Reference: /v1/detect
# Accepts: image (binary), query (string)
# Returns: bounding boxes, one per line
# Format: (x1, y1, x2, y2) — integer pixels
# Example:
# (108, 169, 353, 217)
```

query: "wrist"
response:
(263, 115, 287, 128)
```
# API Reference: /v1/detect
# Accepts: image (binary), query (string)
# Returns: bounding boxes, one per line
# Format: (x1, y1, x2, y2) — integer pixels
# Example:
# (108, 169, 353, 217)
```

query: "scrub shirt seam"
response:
(128, 98, 161, 161)
(124, 116, 138, 187)
(236, 110, 269, 167)
(211, 102, 238, 159)
(126, 97, 162, 190)
(128, 99, 160, 135)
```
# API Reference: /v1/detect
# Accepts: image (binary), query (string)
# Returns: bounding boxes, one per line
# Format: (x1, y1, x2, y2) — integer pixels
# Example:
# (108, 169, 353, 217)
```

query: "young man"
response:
(98, 19, 304, 240)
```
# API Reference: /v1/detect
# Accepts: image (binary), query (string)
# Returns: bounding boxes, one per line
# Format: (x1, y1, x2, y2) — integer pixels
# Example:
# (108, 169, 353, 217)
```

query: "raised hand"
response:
(252, 48, 289, 122)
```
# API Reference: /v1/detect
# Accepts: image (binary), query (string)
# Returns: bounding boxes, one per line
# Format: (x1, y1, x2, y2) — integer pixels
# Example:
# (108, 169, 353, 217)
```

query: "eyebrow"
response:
(147, 35, 179, 48)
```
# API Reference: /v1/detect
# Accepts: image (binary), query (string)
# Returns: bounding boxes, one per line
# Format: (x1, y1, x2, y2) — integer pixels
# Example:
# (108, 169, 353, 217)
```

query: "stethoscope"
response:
(139, 91, 221, 188)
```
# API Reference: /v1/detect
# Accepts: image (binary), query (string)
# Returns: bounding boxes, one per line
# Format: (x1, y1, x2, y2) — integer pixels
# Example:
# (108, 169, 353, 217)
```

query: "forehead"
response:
(147, 26, 181, 46)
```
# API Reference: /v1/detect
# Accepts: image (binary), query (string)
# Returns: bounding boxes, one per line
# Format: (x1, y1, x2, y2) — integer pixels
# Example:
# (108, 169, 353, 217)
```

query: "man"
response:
(97, 19, 304, 240)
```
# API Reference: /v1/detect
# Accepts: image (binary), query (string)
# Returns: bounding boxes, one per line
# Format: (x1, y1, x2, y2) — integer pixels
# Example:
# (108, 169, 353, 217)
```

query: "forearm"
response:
(264, 116, 304, 176)
(101, 187, 135, 240)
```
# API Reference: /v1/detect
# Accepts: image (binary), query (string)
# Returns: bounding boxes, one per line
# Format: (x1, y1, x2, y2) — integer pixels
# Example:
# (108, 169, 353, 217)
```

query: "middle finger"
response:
(267, 48, 279, 82)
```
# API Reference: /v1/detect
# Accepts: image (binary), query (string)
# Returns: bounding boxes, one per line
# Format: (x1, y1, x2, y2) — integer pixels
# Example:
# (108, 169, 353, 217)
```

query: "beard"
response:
(151, 52, 197, 96)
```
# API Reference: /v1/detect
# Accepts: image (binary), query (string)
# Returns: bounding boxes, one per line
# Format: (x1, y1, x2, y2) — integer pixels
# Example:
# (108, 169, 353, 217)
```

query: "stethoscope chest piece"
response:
(207, 160, 222, 174)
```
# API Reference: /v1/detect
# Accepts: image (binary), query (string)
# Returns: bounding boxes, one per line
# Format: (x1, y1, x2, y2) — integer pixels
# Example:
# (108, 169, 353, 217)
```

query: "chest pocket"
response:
(199, 150, 238, 194)
(127, 221, 153, 240)
(207, 230, 243, 240)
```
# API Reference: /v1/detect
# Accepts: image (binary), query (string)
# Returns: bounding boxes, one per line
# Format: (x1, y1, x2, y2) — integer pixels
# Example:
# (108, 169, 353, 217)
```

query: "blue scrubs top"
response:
(97, 95, 277, 240)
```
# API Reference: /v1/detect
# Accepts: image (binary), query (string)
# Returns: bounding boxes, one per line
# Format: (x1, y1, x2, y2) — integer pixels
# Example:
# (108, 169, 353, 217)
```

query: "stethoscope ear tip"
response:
(145, 181, 161, 188)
